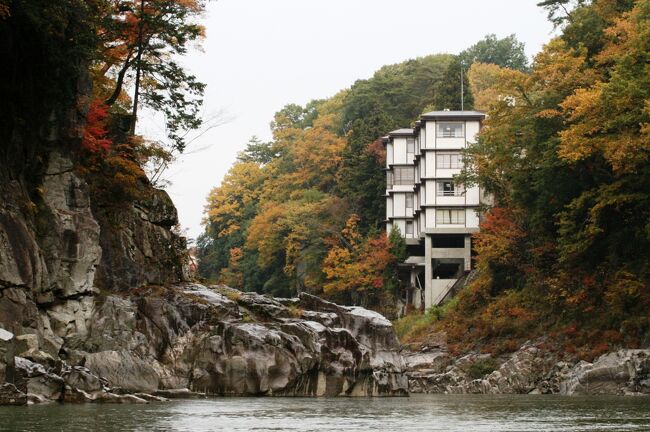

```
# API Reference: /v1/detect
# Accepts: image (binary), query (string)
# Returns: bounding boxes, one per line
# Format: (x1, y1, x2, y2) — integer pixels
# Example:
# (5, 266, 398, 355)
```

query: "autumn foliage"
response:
(396, 0, 650, 358)
(322, 215, 397, 311)
(81, 100, 112, 152)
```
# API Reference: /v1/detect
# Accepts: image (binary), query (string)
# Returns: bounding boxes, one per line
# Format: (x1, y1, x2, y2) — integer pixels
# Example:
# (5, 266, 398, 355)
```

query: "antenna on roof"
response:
(460, 61, 464, 111)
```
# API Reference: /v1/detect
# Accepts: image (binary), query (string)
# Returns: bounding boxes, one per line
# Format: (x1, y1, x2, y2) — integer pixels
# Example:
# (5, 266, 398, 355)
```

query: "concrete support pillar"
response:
(424, 235, 432, 309)
(464, 234, 472, 271)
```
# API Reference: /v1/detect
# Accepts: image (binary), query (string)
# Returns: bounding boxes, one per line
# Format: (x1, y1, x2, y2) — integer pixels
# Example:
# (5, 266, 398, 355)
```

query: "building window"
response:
(406, 221, 413, 235)
(436, 153, 462, 169)
(436, 209, 465, 225)
(405, 193, 414, 211)
(386, 171, 393, 187)
(437, 181, 464, 196)
(438, 122, 464, 138)
(393, 166, 414, 185)
(406, 138, 415, 160)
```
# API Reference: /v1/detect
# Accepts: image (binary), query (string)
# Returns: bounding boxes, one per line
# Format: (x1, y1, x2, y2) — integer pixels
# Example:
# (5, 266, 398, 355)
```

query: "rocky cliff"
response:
(0, 150, 407, 404)
(0, 280, 407, 403)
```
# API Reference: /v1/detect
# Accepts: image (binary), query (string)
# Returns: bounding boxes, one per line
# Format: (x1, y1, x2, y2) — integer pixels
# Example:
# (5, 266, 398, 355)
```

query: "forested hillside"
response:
(397, 0, 650, 358)
(197, 35, 528, 313)
(200, 0, 650, 355)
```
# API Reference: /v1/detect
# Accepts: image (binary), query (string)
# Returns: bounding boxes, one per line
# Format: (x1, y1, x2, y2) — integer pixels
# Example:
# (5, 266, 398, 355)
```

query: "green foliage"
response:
(459, 34, 529, 72)
(393, 297, 458, 343)
(464, 357, 499, 379)
(393, 312, 439, 342)
(341, 54, 454, 129)
(336, 110, 397, 232)
(431, 56, 474, 111)
(236, 136, 279, 165)
(388, 226, 407, 262)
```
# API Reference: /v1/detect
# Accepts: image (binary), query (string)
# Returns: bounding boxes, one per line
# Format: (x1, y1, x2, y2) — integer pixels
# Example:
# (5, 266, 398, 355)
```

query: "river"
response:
(1, 394, 649, 431)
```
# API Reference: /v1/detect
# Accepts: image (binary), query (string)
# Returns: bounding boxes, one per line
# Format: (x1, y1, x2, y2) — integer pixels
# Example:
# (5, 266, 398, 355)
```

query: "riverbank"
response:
(403, 339, 650, 396)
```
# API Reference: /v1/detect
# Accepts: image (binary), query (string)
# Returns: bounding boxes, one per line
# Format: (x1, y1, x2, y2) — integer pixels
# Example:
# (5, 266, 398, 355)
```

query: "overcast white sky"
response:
(142, 0, 555, 240)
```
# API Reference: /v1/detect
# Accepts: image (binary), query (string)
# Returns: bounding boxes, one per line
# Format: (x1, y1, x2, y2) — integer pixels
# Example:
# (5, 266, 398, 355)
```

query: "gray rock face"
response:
(40, 152, 102, 301)
(73, 285, 407, 398)
(405, 342, 650, 396)
(92, 188, 188, 292)
(558, 350, 650, 395)
(0, 282, 408, 404)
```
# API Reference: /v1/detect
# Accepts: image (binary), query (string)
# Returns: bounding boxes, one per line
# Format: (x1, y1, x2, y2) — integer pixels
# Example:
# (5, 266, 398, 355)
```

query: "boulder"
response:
(61, 365, 105, 393)
(14, 357, 64, 401)
(84, 350, 160, 393)
(0, 383, 27, 406)
(560, 349, 650, 395)
(0, 327, 15, 383)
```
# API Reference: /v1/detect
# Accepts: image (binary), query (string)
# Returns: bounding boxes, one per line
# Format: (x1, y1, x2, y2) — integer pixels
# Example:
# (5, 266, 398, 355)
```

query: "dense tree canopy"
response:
(423, 0, 650, 357)
(198, 34, 530, 312)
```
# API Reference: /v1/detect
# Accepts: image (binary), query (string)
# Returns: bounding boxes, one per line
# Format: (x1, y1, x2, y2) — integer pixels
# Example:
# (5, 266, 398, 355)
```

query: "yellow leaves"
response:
(596, 0, 649, 66)
(341, 213, 362, 248)
(558, 84, 605, 163)
(535, 109, 562, 119)
(245, 197, 347, 285)
(468, 62, 529, 112)
(263, 114, 347, 199)
(202, 161, 265, 237)
(557, 1, 650, 174)
(531, 38, 598, 101)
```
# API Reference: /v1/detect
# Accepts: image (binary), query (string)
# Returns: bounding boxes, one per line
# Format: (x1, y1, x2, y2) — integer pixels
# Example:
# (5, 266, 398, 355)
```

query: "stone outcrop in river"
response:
(405, 339, 650, 396)
(0, 283, 407, 404)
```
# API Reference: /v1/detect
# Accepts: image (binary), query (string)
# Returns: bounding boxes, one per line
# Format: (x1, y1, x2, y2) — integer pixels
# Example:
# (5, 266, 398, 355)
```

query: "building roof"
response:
(421, 110, 486, 120)
(387, 128, 415, 137)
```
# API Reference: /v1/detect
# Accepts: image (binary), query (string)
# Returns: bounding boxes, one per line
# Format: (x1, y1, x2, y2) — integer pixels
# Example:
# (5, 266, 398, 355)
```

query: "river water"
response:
(1, 394, 649, 431)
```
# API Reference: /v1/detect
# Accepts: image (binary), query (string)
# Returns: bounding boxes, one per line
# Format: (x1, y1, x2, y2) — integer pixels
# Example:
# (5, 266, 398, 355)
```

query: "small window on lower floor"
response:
(405, 221, 414, 235)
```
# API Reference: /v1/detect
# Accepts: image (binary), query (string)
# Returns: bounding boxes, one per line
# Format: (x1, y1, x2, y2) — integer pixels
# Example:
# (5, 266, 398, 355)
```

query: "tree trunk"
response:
(130, 0, 146, 135)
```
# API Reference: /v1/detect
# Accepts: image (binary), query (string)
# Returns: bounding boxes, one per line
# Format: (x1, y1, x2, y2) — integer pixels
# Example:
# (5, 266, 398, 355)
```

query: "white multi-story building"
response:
(384, 110, 486, 310)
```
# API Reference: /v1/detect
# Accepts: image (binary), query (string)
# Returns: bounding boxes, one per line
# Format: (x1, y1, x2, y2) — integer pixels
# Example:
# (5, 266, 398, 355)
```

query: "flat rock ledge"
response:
(405, 340, 650, 396)
(0, 284, 407, 405)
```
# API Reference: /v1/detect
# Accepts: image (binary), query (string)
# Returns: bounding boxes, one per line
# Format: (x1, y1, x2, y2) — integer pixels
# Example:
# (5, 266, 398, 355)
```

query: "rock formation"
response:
(404, 339, 650, 396)
(0, 146, 407, 404)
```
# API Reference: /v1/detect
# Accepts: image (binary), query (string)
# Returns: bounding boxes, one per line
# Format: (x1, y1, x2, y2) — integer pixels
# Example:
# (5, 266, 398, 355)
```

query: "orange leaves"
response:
(322, 215, 395, 297)
(473, 207, 526, 267)
(81, 100, 112, 152)
(531, 38, 598, 101)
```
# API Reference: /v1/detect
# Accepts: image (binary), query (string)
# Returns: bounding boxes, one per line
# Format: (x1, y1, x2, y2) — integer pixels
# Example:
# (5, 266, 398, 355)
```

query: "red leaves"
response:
(81, 99, 112, 152)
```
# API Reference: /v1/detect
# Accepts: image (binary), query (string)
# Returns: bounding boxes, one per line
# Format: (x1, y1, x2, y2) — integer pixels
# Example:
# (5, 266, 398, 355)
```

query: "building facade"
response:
(384, 110, 486, 311)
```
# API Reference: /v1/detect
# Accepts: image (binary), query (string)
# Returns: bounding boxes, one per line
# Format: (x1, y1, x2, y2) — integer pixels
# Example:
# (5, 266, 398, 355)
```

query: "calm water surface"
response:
(1, 394, 649, 431)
